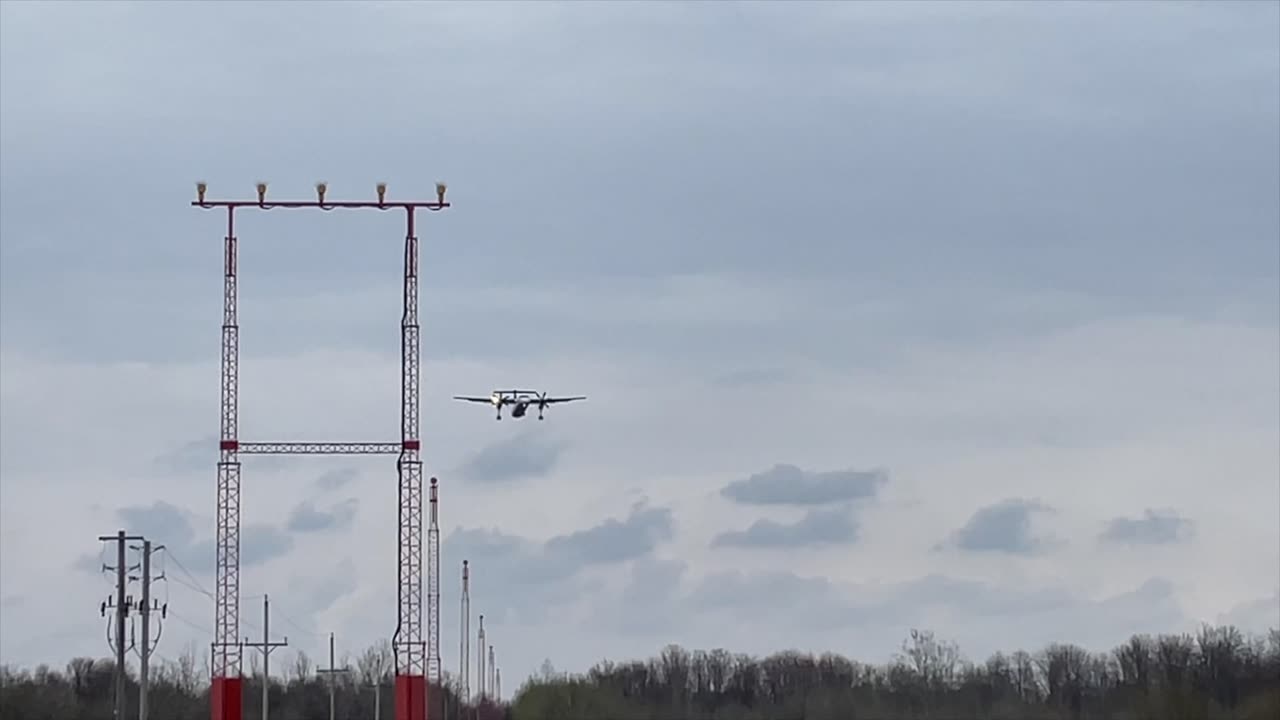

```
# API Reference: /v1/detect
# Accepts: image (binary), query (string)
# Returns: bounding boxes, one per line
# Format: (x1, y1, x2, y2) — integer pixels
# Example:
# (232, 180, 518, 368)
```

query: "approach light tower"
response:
(192, 180, 450, 720)
(459, 560, 470, 703)
(427, 478, 441, 694)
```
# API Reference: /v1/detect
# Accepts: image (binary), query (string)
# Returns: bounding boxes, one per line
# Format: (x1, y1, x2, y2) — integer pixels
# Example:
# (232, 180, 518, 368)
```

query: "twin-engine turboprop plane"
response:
(452, 389, 586, 420)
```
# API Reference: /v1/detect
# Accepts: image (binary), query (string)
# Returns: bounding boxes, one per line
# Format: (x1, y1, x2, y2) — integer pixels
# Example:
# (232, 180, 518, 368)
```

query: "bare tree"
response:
(356, 640, 393, 687)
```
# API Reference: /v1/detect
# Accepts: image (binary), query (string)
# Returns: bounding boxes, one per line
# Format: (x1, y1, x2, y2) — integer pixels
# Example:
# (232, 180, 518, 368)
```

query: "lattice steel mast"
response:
(192, 181, 449, 720)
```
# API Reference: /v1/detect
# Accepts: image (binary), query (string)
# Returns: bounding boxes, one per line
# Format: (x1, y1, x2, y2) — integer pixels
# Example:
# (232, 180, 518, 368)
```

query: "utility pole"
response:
(99, 531, 143, 720)
(131, 540, 166, 720)
(495, 667, 501, 701)
(242, 594, 288, 720)
(316, 632, 351, 720)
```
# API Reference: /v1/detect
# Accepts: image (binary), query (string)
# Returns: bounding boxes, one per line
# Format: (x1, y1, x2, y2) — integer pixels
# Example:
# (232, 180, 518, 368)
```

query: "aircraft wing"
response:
(542, 396, 587, 404)
(453, 396, 494, 403)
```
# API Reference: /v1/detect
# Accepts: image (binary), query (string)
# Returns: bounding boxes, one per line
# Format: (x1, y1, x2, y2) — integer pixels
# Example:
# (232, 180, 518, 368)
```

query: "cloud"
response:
(1, 0, 1277, 682)
(443, 501, 675, 625)
(605, 558, 690, 635)
(289, 557, 360, 617)
(711, 507, 860, 549)
(1100, 509, 1195, 545)
(1216, 590, 1280, 633)
(720, 464, 888, 506)
(457, 430, 566, 483)
(314, 468, 358, 491)
(543, 502, 675, 568)
(81, 501, 294, 575)
(286, 498, 359, 533)
(939, 498, 1055, 555)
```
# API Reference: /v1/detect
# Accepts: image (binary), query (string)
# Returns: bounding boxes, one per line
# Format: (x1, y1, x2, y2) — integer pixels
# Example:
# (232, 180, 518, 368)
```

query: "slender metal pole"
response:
(139, 540, 151, 720)
(329, 632, 336, 720)
(263, 596, 270, 720)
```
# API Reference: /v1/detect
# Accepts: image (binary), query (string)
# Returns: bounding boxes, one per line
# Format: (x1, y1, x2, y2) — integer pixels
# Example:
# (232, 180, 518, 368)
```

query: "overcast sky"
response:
(1, 0, 1277, 696)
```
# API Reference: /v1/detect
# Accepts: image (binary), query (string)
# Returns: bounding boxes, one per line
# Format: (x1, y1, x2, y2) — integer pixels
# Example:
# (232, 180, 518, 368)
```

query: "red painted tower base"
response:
(396, 673, 427, 720)
(211, 677, 243, 720)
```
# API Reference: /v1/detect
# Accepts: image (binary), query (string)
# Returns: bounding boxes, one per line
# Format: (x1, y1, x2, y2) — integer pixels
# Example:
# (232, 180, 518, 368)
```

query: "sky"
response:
(1, 0, 1278, 698)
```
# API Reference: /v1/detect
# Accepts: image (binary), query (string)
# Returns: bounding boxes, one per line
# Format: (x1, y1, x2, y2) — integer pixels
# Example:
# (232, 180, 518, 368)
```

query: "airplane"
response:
(452, 389, 586, 420)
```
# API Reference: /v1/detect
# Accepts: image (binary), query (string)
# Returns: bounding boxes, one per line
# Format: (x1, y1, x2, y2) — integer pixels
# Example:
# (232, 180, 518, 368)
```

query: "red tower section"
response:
(193, 182, 449, 720)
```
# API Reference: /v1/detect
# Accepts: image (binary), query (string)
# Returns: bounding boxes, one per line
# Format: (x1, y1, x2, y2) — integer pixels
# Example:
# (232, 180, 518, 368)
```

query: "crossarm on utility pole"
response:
(316, 632, 353, 720)
(242, 594, 288, 720)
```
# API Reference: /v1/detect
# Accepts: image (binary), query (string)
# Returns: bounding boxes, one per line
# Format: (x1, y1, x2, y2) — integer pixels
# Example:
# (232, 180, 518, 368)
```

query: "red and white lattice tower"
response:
(193, 181, 450, 720)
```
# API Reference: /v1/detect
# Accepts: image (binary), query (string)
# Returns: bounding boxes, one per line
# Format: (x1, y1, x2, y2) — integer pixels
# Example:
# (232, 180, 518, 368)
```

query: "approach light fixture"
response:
(376, 182, 387, 204)
(196, 181, 207, 203)
(256, 182, 268, 204)
(436, 182, 447, 204)
(316, 181, 328, 203)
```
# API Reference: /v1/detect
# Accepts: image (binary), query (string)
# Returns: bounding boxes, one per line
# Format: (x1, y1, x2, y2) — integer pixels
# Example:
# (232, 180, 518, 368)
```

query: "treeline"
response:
(2, 625, 1277, 720)
(509, 626, 1280, 720)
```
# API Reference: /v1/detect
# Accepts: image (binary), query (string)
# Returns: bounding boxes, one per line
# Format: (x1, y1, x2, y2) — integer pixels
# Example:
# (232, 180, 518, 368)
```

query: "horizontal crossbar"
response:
(235, 442, 410, 455)
(193, 201, 449, 210)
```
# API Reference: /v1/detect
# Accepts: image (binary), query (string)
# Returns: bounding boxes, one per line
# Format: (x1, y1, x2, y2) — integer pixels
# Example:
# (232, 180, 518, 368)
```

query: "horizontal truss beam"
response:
(233, 442, 410, 455)
(193, 201, 449, 210)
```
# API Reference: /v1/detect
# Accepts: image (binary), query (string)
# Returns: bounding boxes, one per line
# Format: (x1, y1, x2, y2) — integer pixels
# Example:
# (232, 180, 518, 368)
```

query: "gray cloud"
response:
(3, 0, 1277, 677)
(443, 502, 675, 624)
(118, 501, 197, 549)
(457, 430, 565, 483)
(233, 525, 295, 567)
(151, 437, 288, 475)
(543, 502, 675, 568)
(286, 498, 359, 533)
(79, 501, 294, 575)
(940, 498, 1054, 555)
(314, 468, 358, 491)
(720, 464, 888, 506)
(1216, 590, 1280, 633)
(690, 570, 844, 615)
(1100, 509, 1195, 545)
(290, 557, 359, 617)
(711, 507, 859, 549)
(605, 558, 689, 635)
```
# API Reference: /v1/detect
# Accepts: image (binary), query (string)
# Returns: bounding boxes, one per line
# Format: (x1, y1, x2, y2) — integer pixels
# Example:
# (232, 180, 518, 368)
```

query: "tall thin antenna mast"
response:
(476, 615, 486, 702)
(460, 560, 470, 704)
(487, 645, 495, 698)
(428, 477, 441, 687)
